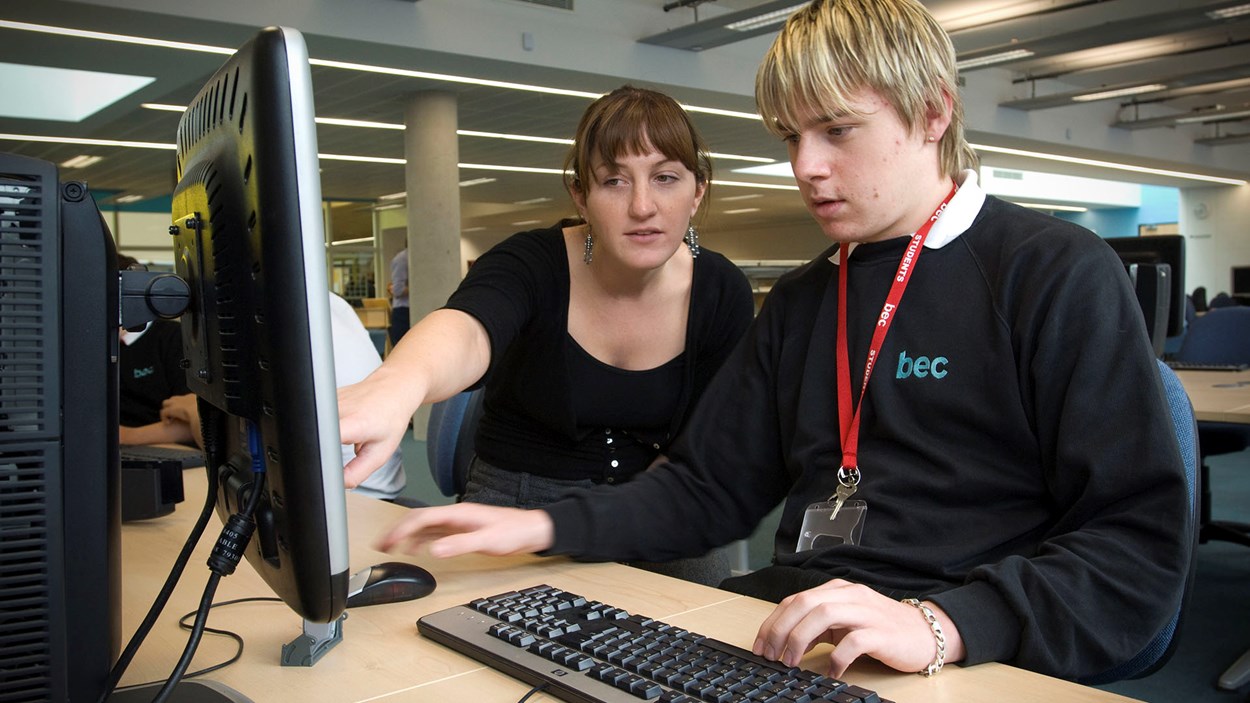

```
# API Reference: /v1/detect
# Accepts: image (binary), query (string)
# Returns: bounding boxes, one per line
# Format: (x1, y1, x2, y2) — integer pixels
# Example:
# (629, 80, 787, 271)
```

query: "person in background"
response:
(161, 291, 407, 501)
(367, 0, 1189, 683)
(117, 253, 195, 446)
(388, 247, 410, 347)
(338, 85, 755, 584)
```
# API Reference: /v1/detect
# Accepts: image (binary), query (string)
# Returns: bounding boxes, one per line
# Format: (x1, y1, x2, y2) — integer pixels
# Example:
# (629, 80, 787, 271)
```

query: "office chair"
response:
(1085, 359, 1200, 684)
(1172, 307, 1250, 548)
(1207, 292, 1237, 309)
(1192, 286, 1208, 313)
(425, 388, 485, 498)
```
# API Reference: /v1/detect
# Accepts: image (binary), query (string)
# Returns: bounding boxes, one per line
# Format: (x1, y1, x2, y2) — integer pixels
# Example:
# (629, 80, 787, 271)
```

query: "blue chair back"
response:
(1175, 306, 1250, 365)
(425, 389, 485, 498)
(1085, 359, 1199, 683)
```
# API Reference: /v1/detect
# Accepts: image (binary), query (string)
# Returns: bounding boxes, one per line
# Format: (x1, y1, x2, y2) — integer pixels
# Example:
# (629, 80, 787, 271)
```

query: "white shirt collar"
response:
(829, 169, 985, 264)
(120, 321, 152, 346)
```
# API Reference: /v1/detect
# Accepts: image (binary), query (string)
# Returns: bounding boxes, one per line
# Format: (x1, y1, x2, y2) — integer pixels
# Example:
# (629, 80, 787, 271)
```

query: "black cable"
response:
(95, 462, 222, 703)
(114, 596, 284, 691)
(516, 683, 549, 703)
(149, 573, 222, 703)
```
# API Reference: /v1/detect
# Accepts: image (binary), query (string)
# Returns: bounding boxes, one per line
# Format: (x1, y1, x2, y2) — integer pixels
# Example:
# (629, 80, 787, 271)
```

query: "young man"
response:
(371, 0, 1189, 682)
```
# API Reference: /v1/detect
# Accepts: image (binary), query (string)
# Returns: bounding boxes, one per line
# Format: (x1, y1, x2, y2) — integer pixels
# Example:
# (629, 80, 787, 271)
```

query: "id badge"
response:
(796, 500, 867, 551)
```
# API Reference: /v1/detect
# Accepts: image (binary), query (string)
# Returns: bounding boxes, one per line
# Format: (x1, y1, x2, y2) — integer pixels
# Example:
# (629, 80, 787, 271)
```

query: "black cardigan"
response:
(444, 226, 754, 480)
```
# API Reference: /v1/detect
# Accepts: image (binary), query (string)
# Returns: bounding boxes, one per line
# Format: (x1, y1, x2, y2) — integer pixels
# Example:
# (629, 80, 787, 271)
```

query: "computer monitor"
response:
(170, 26, 349, 624)
(1106, 235, 1186, 338)
(1231, 265, 1250, 301)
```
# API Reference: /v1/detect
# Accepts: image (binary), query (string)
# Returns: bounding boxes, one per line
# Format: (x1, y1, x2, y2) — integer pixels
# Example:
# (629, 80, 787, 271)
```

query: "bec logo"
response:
(895, 351, 948, 379)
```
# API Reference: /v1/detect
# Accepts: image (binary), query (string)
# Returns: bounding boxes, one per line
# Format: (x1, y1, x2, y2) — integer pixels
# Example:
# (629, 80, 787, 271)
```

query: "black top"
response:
(119, 320, 189, 426)
(444, 226, 754, 481)
(543, 196, 1190, 681)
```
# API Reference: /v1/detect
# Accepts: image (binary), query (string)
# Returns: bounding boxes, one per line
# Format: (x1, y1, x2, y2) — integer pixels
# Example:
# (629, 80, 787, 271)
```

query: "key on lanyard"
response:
(829, 466, 861, 521)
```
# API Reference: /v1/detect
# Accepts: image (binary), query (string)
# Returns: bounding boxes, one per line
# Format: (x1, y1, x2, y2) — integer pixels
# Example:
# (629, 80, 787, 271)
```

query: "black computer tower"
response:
(0, 153, 120, 701)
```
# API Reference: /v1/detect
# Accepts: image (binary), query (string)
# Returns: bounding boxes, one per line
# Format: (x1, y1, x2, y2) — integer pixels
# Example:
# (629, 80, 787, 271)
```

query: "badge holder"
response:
(797, 499, 867, 551)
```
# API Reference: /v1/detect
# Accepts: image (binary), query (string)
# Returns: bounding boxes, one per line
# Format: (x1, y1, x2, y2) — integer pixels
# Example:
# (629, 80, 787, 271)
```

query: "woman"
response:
(338, 85, 754, 584)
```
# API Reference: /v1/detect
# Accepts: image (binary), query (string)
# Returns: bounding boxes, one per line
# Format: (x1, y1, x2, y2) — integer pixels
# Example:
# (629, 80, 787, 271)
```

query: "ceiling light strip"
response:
(1013, 202, 1088, 212)
(956, 49, 1034, 70)
(712, 179, 799, 190)
(0, 19, 234, 54)
(0, 133, 175, 150)
(1071, 84, 1167, 103)
(8, 20, 759, 121)
(971, 143, 1247, 186)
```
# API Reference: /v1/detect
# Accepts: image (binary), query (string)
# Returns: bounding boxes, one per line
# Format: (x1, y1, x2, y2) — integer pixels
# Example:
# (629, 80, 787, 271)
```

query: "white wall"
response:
(1179, 185, 1250, 297)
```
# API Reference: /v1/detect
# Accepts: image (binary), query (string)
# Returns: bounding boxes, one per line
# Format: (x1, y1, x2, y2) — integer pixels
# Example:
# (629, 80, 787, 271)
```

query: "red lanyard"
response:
(834, 185, 957, 489)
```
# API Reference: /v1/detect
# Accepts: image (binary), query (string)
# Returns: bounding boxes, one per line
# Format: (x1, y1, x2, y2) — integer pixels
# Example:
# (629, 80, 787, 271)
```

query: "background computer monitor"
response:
(170, 26, 349, 624)
(1231, 265, 1250, 303)
(1106, 234, 1186, 338)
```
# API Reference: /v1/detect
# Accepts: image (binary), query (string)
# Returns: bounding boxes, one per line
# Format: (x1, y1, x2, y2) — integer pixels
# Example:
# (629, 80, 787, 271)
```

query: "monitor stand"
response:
(108, 680, 253, 703)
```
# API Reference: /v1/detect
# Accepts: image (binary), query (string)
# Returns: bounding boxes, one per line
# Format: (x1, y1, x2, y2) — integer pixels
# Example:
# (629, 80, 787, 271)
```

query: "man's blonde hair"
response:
(755, 0, 977, 178)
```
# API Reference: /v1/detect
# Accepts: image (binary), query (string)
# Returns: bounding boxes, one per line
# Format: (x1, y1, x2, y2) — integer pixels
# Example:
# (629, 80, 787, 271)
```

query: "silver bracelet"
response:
(901, 598, 946, 677)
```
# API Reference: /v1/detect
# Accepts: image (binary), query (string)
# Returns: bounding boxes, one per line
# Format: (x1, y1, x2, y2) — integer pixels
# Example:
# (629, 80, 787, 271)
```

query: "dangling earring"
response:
(684, 224, 701, 259)
(583, 225, 594, 265)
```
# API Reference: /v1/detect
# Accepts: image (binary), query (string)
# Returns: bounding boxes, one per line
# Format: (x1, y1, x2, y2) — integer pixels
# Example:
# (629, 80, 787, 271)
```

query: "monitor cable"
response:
(148, 424, 267, 703)
(96, 409, 225, 703)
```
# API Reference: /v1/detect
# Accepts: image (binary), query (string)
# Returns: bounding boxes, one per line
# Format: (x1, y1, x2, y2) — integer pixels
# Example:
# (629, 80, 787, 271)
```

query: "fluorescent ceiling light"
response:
(0, 61, 154, 121)
(0, 19, 233, 55)
(711, 152, 775, 163)
(956, 49, 1035, 70)
(140, 103, 187, 113)
(514, 197, 553, 205)
(721, 193, 764, 201)
(723, 207, 762, 214)
(713, 179, 799, 191)
(19, 20, 759, 122)
(460, 163, 565, 175)
(1072, 84, 1167, 102)
(725, 4, 807, 32)
(318, 153, 406, 165)
(462, 226, 486, 232)
(378, 191, 406, 201)
(733, 163, 794, 178)
(329, 236, 374, 246)
(1208, 4, 1250, 19)
(971, 143, 1247, 185)
(60, 154, 104, 168)
(1013, 202, 1088, 212)
(0, 133, 175, 150)
(459, 177, 497, 187)
(511, 219, 542, 226)
(459, 129, 570, 145)
(113, 194, 144, 203)
(319, 116, 405, 130)
(1175, 109, 1250, 124)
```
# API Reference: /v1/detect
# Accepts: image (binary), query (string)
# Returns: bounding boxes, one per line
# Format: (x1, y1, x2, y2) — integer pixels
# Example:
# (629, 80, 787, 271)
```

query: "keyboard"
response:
(417, 584, 891, 703)
(1165, 360, 1249, 372)
(119, 443, 206, 469)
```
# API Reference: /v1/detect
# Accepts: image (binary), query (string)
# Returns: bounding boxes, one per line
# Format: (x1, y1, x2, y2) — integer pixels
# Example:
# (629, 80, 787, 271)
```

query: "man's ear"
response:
(924, 90, 955, 142)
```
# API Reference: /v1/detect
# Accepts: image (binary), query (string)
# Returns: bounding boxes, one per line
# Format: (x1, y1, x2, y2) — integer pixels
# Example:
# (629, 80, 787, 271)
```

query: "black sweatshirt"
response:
(543, 191, 1190, 681)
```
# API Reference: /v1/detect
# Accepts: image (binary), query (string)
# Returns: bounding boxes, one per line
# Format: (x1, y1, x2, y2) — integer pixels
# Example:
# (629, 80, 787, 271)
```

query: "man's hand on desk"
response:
(753, 578, 966, 678)
(375, 503, 555, 558)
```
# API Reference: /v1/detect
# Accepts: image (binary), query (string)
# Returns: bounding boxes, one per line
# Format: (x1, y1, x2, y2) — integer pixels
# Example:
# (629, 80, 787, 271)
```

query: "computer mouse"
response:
(345, 561, 436, 608)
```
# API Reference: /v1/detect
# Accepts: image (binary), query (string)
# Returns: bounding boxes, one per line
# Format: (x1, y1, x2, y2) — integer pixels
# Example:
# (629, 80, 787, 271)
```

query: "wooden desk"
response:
(119, 472, 1139, 702)
(1176, 369, 1250, 423)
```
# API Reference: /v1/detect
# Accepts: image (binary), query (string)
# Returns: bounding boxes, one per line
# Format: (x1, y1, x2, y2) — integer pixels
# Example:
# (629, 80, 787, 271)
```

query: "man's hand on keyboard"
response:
(752, 578, 965, 678)
(376, 503, 555, 559)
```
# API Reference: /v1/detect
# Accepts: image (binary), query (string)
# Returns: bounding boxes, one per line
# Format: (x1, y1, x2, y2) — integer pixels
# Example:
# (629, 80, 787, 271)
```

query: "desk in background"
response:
(118, 471, 1141, 703)
(1175, 368, 1250, 423)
